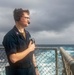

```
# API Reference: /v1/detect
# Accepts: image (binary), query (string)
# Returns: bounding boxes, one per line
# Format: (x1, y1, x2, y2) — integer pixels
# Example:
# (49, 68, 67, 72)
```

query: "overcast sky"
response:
(0, 0, 74, 44)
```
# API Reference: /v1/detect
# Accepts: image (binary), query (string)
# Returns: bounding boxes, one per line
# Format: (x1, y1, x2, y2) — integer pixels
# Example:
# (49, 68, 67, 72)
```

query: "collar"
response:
(13, 25, 26, 35)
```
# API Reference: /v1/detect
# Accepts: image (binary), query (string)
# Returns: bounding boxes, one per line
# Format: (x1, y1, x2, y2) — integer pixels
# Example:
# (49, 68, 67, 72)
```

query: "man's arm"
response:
(9, 41, 35, 63)
(33, 54, 40, 75)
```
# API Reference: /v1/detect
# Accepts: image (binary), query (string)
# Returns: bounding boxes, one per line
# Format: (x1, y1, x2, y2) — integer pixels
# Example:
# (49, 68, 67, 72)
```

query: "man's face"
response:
(19, 12, 30, 27)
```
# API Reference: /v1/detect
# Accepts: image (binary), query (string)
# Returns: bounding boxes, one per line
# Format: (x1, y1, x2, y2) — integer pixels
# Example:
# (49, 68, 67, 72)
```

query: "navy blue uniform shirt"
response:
(3, 26, 34, 68)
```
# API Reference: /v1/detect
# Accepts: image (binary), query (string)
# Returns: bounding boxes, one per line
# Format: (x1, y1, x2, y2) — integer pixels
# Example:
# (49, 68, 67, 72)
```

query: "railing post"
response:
(55, 48, 58, 75)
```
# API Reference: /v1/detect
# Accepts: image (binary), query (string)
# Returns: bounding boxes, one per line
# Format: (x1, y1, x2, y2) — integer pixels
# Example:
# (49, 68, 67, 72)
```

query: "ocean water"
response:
(0, 45, 74, 75)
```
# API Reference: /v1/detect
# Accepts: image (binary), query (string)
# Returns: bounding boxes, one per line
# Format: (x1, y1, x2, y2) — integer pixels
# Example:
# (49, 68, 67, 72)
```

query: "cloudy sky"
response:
(0, 0, 74, 44)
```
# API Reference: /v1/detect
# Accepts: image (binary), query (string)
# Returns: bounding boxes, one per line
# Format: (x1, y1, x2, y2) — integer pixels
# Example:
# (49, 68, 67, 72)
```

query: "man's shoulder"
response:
(4, 28, 16, 39)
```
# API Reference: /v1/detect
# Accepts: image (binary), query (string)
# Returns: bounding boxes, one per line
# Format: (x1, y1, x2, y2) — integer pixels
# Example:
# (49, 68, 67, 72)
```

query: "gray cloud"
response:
(0, 0, 74, 44)
(0, 0, 74, 32)
(27, 0, 74, 32)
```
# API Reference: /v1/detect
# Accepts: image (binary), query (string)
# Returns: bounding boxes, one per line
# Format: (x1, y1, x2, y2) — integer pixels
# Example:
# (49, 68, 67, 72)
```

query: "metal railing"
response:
(60, 47, 74, 75)
(1, 46, 74, 75)
(35, 47, 59, 75)
(0, 47, 8, 75)
(0, 46, 59, 75)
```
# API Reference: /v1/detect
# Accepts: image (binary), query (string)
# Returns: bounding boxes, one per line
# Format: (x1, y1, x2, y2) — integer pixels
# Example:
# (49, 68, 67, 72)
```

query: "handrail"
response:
(36, 47, 58, 50)
(60, 47, 74, 75)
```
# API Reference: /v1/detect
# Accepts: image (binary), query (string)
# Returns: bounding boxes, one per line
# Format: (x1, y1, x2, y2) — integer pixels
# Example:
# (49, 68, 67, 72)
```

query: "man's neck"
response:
(15, 23, 25, 33)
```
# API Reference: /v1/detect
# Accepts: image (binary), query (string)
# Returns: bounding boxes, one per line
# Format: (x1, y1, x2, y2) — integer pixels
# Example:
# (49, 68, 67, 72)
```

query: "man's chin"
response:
(24, 24, 29, 27)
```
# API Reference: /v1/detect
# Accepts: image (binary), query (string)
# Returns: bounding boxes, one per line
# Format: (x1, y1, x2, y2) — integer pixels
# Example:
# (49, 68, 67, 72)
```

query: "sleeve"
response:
(3, 35, 17, 56)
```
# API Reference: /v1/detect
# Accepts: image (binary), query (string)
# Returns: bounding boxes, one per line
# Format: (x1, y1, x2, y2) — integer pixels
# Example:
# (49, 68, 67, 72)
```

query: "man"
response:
(3, 8, 39, 75)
